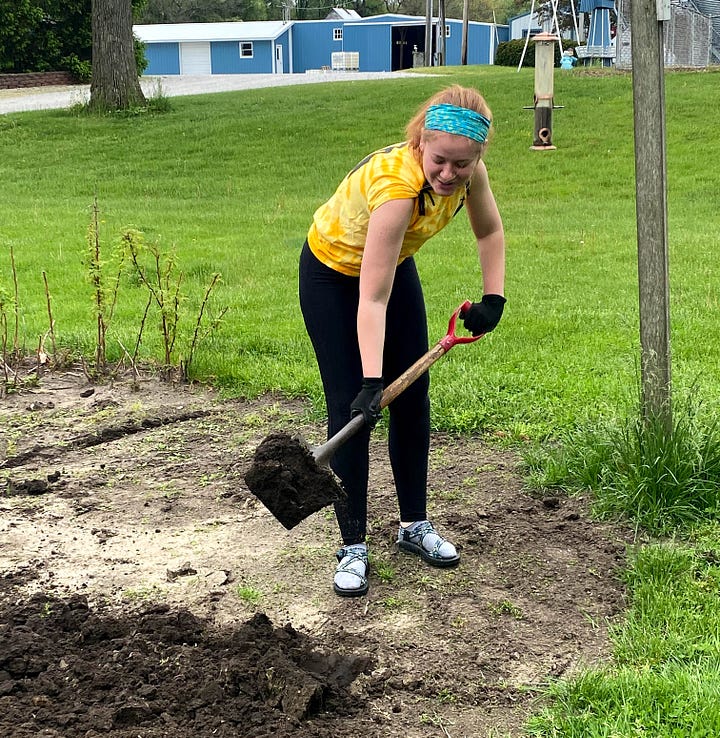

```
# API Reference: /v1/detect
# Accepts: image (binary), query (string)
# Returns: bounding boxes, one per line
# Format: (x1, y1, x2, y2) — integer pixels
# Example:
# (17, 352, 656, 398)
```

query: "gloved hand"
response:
(350, 377, 384, 429)
(460, 294, 506, 336)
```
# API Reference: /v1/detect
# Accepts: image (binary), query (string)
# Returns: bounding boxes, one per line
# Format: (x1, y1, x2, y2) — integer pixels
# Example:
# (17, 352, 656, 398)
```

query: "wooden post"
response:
(530, 32, 557, 150)
(631, 0, 672, 426)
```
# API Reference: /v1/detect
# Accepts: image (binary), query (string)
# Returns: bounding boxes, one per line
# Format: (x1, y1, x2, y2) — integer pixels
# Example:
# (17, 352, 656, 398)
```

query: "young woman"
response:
(299, 85, 506, 597)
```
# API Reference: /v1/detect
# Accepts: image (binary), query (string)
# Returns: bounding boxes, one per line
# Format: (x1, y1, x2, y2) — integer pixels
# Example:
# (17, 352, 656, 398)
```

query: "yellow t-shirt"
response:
(307, 143, 467, 277)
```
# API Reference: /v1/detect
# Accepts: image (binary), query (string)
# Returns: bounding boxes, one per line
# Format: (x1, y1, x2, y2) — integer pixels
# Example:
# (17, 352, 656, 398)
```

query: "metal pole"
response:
(425, 0, 433, 66)
(461, 0, 469, 65)
(631, 0, 672, 425)
(438, 0, 446, 66)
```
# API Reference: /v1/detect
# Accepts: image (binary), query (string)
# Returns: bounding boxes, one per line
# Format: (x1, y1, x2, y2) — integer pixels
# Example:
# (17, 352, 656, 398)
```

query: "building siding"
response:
(344, 24, 393, 70)
(145, 42, 181, 75)
(291, 21, 346, 70)
(211, 40, 274, 73)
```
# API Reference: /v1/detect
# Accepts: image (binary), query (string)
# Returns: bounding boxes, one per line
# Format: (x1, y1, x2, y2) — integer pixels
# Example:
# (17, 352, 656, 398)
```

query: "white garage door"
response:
(180, 42, 212, 75)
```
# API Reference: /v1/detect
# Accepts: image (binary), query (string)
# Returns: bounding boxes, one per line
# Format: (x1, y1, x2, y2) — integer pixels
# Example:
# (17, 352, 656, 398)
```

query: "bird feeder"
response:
(531, 31, 559, 150)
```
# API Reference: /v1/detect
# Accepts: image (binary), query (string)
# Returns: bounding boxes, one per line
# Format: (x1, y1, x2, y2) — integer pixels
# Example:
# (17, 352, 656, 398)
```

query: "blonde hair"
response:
(406, 85, 493, 159)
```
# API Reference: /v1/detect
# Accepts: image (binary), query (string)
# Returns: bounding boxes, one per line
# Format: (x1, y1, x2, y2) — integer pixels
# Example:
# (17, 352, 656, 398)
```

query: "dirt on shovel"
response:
(244, 432, 346, 529)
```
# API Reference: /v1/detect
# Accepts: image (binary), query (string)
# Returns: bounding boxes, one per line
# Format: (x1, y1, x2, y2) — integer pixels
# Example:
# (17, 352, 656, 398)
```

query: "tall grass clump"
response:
(524, 394, 720, 537)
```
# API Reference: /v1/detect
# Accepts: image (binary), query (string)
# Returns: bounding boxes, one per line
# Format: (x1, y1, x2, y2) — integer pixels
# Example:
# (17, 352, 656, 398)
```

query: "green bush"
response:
(134, 38, 148, 76)
(495, 37, 576, 68)
(62, 53, 91, 83)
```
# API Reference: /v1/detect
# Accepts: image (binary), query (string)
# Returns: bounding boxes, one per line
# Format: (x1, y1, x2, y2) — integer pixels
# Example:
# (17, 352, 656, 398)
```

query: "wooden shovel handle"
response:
(313, 302, 479, 466)
(312, 344, 448, 465)
(379, 342, 446, 408)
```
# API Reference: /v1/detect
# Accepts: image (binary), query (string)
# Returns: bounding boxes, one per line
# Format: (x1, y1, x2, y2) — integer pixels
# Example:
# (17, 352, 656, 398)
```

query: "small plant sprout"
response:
(493, 599, 523, 619)
(236, 585, 262, 606)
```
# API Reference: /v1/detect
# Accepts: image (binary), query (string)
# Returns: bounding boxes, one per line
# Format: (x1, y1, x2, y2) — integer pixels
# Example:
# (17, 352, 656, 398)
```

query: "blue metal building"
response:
(135, 15, 509, 76)
(134, 21, 293, 75)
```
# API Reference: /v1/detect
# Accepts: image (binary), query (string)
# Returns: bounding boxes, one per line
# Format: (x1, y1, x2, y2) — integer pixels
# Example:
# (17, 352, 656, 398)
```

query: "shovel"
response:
(244, 300, 482, 529)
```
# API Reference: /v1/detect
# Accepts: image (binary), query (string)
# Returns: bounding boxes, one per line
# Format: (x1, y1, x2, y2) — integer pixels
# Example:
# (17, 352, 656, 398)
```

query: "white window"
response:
(333, 28, 343, 41)
(445, 25, 451, 38)
(240, 42, 254, 58)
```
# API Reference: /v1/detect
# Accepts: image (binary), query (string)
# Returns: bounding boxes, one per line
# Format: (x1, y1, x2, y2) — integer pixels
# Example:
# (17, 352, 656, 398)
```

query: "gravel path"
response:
(0, 71, 424, 114)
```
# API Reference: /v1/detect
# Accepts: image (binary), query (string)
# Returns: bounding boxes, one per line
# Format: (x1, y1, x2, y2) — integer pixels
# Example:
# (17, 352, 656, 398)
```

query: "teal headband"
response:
(424, 103, 491, 143)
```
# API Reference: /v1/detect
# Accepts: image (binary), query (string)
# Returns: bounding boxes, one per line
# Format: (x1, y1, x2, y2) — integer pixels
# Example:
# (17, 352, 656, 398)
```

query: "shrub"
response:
(62, 54, 91, 83)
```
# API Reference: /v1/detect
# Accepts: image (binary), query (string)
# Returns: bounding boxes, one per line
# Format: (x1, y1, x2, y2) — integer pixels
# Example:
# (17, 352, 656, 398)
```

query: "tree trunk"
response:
(89, 0, 146, 111)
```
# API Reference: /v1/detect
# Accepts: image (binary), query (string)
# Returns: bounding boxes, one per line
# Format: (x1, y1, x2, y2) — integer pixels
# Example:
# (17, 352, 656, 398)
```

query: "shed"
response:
(507, 10, 543, 39)
(134, 15, 509, 76)
(134, 21, 293, 75)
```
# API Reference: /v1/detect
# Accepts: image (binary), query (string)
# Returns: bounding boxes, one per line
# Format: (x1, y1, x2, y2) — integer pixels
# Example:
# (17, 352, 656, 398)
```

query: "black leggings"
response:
(299, 241, 431, 545)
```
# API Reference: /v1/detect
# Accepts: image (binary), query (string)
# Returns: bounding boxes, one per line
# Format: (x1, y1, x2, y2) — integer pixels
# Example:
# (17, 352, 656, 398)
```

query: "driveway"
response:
(0, 71, 423, 114)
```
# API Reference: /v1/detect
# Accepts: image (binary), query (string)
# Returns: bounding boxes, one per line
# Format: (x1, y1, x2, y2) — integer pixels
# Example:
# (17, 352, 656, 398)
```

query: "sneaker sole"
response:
(333, 581, 369, 597)
(398, 540, 461, 568)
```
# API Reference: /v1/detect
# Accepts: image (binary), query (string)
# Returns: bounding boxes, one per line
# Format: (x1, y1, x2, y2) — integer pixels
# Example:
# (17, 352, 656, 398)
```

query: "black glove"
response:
(350, 377, 384, 429)
(460, 294, 506, 336)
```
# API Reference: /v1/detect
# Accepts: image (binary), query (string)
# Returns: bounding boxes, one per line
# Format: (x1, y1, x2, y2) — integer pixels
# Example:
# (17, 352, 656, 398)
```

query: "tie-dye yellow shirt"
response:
(307, 143, 468, 277)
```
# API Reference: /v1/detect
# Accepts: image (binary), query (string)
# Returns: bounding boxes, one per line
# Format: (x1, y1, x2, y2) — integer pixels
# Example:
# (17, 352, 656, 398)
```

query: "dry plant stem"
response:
(88, 197, 106, 370)
(132, 295, 152, 364)
(10, 245, 19, 359)
(42, 270, 57, 358)
(1, 312, 8, 385)
(184, 273, 226, 379)
(35, 334, 44, 376)
(152, 250, 168, 362)
(126, 233, 180, 367)
(169, 274, 181, 359)
(116, 337, 140, 382)
(107, 245, 126, 326)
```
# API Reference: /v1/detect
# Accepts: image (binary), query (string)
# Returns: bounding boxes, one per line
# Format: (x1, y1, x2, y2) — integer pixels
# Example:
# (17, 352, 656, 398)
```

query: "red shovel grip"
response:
(439, 299, 484, 350)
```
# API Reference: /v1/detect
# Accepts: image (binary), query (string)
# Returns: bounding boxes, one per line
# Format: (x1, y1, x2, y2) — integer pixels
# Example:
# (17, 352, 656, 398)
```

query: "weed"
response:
(236, 585, 262, 606)
(525, 393, 720, 536)
(492, 599, 524, 619)
(378, 596, 409, 612)
(370, 556, 395, 584)
(122, 228, 227, 380)
(122, 585, 166, 601)
(435, 687, 458, 704)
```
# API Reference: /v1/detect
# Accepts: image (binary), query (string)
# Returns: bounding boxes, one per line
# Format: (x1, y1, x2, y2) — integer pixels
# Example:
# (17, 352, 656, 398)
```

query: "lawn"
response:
(2, 66, 719, 440)
(3, 64, 720, 737)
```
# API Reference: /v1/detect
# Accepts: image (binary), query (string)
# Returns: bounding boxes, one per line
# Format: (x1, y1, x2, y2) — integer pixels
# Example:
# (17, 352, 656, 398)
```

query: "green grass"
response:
(524, 391, 720, 537)
(527, 533, 720, 737)
(2, 66, 719, 437)
(3, 65, 720, 736)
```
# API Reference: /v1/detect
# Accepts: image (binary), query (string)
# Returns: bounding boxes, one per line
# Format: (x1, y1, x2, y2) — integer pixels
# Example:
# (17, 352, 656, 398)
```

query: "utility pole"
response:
(631, 0, 672, 427)
(461, 0, 469, 65)
(425, 0, 433, 66)
(437, 0, 446, 66)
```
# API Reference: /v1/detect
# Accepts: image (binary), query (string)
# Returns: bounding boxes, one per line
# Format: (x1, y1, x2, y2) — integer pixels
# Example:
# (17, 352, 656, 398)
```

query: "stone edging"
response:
(0, 72, 76, 90)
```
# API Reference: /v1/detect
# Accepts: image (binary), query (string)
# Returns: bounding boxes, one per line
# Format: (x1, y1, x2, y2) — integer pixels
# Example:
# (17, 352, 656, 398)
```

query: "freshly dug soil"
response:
(0, 368, 630, 737)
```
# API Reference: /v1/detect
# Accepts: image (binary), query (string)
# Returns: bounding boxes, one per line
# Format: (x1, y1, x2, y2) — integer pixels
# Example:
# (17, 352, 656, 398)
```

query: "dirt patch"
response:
(0, 369, 630, 737)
